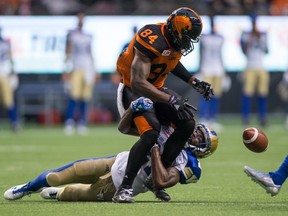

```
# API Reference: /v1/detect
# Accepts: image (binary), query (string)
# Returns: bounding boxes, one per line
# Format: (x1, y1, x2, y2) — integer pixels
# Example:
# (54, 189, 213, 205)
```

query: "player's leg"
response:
(64, 70, 82, 135)
(242, 69, 256, 126)
(113, 87, 160, 203)
(77, 76, 93, 135)
(41, 173, 116, 201)
(244, 156, 287, 197)
(155, 88, 196, 168)
(208, 76, 223, 131)
(269, 155, 288, 186)
(257, 69, 270, 127)
(4, 156, 115, 200)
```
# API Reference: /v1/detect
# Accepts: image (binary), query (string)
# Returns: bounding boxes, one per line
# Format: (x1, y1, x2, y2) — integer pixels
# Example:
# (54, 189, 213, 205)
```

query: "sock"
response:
(269, 156, 288, 186)
(258, 96, 267, 123)
(26, 171, 51, 191)
(199, 97, 209, 120)
(7, 105, 17, 124)
(242, 94, 251, 122)
(79, 100, 88, 125)
(209, 97, 219, 120)
(66, 98, 76, 122)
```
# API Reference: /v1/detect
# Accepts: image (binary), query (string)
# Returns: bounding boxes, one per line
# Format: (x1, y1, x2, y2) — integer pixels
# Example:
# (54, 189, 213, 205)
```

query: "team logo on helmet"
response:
(185, 123, 219, 159)
(167, 7, 202, 56)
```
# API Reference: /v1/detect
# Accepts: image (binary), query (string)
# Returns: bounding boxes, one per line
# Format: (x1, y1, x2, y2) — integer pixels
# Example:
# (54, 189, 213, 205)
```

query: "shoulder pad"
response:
(136, 24, 169, 54)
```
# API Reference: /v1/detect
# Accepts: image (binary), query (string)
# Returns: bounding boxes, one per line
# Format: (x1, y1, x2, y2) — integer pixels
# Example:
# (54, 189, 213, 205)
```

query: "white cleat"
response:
(77, 125, 89, 135)
(244, 166, 281, 196)
(40, 187, 60, 199)
(4, 183, 33, 200)
(112, 187, 134, 203)
(64, 124, 75, 135)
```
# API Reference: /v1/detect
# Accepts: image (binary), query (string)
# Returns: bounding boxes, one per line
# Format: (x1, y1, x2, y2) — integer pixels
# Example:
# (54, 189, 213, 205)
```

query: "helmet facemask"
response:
(167, 7, 202, 56)
(185, 123, 218, 159)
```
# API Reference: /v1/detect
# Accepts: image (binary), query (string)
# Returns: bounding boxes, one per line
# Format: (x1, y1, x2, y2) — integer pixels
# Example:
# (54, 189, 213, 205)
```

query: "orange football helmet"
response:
(167, 7, 202, 56)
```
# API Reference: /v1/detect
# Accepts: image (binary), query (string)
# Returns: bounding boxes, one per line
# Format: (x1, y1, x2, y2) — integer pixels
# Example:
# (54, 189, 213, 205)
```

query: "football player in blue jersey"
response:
(4, 98, 218, 202)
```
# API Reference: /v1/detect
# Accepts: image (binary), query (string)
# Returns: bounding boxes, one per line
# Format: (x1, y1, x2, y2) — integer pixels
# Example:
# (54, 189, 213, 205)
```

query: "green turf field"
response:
(0, 116, 288, 216)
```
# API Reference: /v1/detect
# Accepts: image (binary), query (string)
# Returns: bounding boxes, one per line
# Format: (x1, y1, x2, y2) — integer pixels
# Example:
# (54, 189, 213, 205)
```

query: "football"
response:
(242, 127, 269, 153)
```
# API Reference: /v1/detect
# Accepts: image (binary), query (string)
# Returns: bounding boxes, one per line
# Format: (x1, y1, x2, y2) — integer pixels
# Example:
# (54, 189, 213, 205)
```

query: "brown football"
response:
(242, 127, 269, 153)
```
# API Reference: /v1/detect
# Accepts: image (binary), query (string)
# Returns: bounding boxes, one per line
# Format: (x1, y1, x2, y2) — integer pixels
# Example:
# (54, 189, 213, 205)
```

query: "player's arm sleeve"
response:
(171, 62, 193, 83)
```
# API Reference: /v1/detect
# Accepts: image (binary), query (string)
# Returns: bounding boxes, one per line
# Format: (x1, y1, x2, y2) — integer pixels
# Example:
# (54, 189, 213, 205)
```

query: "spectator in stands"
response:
(269, 0, 288, 15)
(0, 27, 20, 132)
(240, 14, 269, 127)
(62, 13, 97, 135)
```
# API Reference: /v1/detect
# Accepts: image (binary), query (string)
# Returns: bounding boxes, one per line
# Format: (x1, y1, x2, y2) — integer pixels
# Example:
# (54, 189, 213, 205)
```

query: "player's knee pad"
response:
(46, 172, 61, 186)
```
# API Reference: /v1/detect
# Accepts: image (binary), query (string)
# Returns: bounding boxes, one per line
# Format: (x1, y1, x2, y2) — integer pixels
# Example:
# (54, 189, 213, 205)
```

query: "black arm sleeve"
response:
(171, 62, 192, 83)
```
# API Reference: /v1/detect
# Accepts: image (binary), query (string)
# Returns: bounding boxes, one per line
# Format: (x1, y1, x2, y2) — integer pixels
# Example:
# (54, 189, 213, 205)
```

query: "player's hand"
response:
(169, 96, 196, 120)
(131, 97, 154, 112)
(191, 78, 214, 100)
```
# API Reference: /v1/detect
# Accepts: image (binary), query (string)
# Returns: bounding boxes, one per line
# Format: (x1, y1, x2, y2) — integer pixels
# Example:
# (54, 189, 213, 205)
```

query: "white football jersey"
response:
(199, 33, 224, 77)
(241, 31, 268, 69)
(111, 125, 202, 196)
(0, 39, 12, 76)
(67, 30, 95, 83)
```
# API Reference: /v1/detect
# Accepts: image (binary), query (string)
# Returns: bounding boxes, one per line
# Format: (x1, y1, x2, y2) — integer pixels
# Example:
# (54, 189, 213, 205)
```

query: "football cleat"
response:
(40, 187, 60, 199)
(112, 186, 134, 203)
(4, 183, 33, 200)
(143, 175, 171, 202)
(77, 124, 89, 135)
(244, 166, 281, 196)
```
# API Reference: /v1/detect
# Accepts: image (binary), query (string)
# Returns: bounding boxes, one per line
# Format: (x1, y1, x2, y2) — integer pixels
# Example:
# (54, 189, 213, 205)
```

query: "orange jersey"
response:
(116, 23, 182, 89)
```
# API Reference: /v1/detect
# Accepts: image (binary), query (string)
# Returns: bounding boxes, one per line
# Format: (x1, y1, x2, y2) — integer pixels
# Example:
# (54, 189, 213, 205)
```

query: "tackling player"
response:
(4, 98, 218, 202)
(115, 7, 214, 203)
(0, 26, 19, 132)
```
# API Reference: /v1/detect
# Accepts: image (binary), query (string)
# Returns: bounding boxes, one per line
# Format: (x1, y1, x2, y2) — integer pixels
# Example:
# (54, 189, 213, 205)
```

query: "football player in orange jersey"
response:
(114, 7, 214, 203)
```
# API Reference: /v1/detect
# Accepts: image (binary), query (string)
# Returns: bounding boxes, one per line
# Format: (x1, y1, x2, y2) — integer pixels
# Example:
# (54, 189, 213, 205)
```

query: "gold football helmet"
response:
(185, 123, 218, 159)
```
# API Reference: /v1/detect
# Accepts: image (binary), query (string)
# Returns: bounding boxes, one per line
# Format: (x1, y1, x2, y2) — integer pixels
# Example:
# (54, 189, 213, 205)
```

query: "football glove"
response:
(169, 96, 196, 120)
(191, 78, 214, 100)
(131, 97, 154, 112)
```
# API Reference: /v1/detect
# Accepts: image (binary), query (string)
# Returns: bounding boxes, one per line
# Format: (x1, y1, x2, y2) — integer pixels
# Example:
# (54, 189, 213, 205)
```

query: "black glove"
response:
(191, 78, 214, 100)
(169, 96, 196, 120)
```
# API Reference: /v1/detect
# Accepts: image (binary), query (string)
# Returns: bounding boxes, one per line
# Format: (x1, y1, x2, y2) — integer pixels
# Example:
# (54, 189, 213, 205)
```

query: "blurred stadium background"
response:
(0, 0, 287, 127)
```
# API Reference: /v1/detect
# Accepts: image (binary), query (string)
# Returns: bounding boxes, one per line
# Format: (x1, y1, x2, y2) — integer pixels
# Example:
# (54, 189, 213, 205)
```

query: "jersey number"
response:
(148, 63, 167, 83)
(140, 29, 158, 45)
